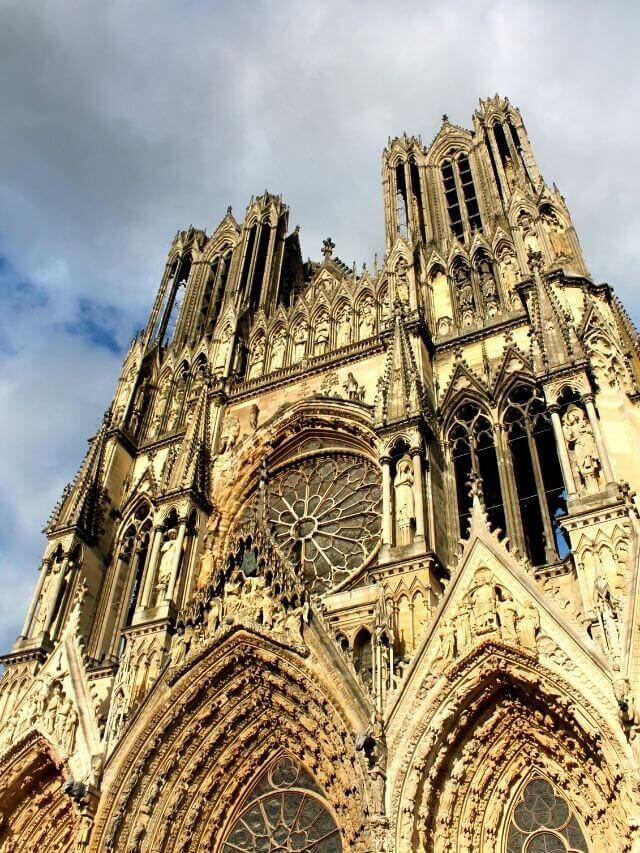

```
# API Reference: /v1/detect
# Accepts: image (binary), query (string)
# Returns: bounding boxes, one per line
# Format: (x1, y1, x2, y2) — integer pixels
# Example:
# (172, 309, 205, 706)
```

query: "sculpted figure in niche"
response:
(594, 572, 620, 656)
(374, 376, 386, 422)
(541, 206, 572, 261)
(454, 264, 475, 326)
(151, 382, 170, 437)
(497, 244, 521, 308)
(167, 376, 187, 431)
(154, 528, 179, 604)
(394, 454, 416, 546)
(314, 315, 330, 355)
(343, 372, 364, 401)
(395, 258, 410, 304)
(247, 338, 265, 379)
(214, 326, 232, 372)
(468, 568, 497, 633)
(268, 329, 287, 371)
(518, 210, 541, 263)
(477, 257, 500, 317)
(336, 307, 353, 347)
(436, 617, 456, 662)
(358, 298, 375, 339)
(292, 323, 308, 361)
(562, 404, 602, 494)
(380, 287, 391, 318)
(223, 570, 245, 620)
(218, 415, 240, 455)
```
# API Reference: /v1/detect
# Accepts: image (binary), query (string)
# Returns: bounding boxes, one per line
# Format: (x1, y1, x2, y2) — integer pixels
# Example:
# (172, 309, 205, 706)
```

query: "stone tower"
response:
(1, 95, 640, 852)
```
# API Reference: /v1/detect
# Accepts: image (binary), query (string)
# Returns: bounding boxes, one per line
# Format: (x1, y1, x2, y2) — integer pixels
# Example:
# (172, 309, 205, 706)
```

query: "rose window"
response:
(222, 756, 342, 852)
(266, 454, 381, 593)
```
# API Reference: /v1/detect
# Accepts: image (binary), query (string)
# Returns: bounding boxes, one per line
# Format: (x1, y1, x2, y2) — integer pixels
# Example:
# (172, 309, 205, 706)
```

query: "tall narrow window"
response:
(493, 121, 511, 164)
(449, 403, 506, 537)
(503, 385, 569, 565)
(484, 126, 504, 201)
(196, 259, 218, 337)
(239, 224, 257, 300)
(395, 163, 408, 237)
(507, 119, 533, 185)
(441, 160, 464, 238)
(249, 224, 271, 311)
(161, 254, 191, 345)
(409, 158, 426, 239)
(457, 155, 482, 232)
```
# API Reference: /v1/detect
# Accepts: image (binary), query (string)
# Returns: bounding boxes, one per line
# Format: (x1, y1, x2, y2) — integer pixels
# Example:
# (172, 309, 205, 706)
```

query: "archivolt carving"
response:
(392, 646, 636, 852)
(91, 631, 372, 852)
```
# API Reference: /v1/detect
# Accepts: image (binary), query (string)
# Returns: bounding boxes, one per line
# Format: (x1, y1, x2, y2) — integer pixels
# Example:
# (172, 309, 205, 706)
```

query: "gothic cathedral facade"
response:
(1, 95, 640, 852)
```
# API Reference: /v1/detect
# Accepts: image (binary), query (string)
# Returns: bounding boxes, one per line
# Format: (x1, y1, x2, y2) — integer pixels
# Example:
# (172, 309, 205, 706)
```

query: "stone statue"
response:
(497, 592, 519, 643)
(497, 244, 520, 307)
(519, 211, 541, 262)
(468, 568, 496, 633)
(358, 299, 375, 339)
(562, 404, 602, 493)
(206, 597, 223, 635)
(455, 265, 475, 325)
(314, 317, 330, 355)
(218, 415, 240, 455)
(343, 372, 364, 401)
(223, 570, 245, 620)
(269, 330, 287, 371)
(541, 207, 572, 260)
(155, 529, 179, 603)
(292, 324, 308, 361)
(337, 308, 352, 347)
(214, 326, 232, 372)
(594, 573, 620, 656)
(374, 376, 386, 422)
(436, 618, 456, 662)
(394, 454, 415, 546)
(395, 259, 410, 304)
(455, 598, 472, 652)
(517, 599, 540, 651)
(248, 338, 265, 379)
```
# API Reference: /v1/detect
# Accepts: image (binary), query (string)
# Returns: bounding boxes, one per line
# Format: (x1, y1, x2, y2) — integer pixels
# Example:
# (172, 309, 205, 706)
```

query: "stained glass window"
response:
(267, 454, 381, 594)
(505, 777, 588, 853)
(221, 756, 342, 852)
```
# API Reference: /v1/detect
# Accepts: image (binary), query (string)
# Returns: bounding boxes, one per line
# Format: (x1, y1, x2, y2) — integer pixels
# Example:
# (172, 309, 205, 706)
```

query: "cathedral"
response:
(2, 95, 640, 852)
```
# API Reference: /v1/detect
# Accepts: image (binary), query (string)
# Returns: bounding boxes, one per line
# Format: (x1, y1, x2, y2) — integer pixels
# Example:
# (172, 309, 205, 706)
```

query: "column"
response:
(139, 526, 164, 609)
(20, 559, 51, 638)
(411, 449, 426, 541)
(43, 556, 69, 635)
(584, 395, 615, 485)
(165, 519, 188, 604)
(550, 407, 577, 497)
(381, 458, 393, 546)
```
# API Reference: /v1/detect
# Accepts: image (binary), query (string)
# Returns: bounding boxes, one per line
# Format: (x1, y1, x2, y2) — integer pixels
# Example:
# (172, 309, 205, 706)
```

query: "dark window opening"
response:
(441, 161, 464, 239)
(239, 225, 257, 300)
(395, 163, 408, 237)
(493, 121, 511, 164)
(353, 628, 373, 689)
(197, 260, 218, 336)
(484, 126, 504, 201)
(409, 158, 426, 239)
(160, 254, 191, 346)
(249, 225, 271, 311)
(457, 155, 482, 232)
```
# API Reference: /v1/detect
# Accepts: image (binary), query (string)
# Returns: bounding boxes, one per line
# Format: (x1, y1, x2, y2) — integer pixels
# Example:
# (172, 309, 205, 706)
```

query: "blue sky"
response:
(1, 0, 639, 651)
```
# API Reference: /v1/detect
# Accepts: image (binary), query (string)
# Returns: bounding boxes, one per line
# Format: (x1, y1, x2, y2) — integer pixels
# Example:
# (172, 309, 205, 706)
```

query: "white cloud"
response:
(1, 0, 639, 649)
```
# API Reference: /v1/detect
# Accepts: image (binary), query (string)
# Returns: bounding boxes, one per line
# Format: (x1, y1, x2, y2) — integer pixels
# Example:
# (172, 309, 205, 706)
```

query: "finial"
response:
(322, 237, 335, 261)
(226, 205, 232, 216)
(442, 114, 449, 123)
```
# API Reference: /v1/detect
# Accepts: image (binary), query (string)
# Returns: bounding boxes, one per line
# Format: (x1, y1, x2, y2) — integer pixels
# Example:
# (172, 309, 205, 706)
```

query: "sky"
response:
(1, 0, 639, 652)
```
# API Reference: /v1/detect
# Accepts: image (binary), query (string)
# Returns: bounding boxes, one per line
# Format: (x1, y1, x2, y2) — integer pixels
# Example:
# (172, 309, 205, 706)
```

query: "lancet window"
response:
(222, 755, 341, 852)
(395, 163, 409, 237)
(409, 157, 426, 239)
(119, 504, 152, 631)
(158, 253, 192, 346)
(197, 248, 231, 336)
(503, 385, 569, 565)
(441, 151, 482, 239)
(505, 776, 589, 852)
(449, 403, 506, 537)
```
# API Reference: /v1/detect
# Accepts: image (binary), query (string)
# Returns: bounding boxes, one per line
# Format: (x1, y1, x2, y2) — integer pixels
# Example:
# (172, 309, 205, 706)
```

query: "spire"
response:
(524, 265, 583, 373)
(170, 374, 211, 498)
(375, 304, 429, 425)
(46, 408, 112, 542)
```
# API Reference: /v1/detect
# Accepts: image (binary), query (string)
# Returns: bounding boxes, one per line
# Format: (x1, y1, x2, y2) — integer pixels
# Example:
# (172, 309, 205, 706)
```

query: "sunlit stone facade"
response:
(2, 95, 640, 851)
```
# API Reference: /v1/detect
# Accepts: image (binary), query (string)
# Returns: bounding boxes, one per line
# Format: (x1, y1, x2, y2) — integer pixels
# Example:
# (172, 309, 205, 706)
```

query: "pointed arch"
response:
(91, 629, 371, 851)
(393, 645, 635, 852)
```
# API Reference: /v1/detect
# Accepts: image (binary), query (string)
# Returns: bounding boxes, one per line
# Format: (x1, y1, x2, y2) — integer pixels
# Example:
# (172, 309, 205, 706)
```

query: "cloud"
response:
(0, 0, 639, 650)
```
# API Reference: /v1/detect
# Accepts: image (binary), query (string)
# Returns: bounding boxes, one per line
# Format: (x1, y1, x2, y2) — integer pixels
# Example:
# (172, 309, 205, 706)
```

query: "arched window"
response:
(160, 253, 191, 346)
(395, 163, 409, 237)
(409, 157, 426, 239)
(222, 755, 341, 852)
(353, 628, 373, 689)
(503, 386, 569, 565)
(441, 151, 483, 239)
(449, 403, 506, 537)
(505, 776, 589, 852)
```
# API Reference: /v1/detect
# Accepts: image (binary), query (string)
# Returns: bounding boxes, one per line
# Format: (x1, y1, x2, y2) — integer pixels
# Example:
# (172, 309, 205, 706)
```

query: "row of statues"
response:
(247, 299, 378, 379)
(435, 568, 540, 665)
(1, 679, 78, 756)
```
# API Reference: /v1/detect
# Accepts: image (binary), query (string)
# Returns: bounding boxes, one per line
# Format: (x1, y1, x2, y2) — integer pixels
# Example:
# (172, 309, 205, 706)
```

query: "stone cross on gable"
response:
(322, 237, 335, 261)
